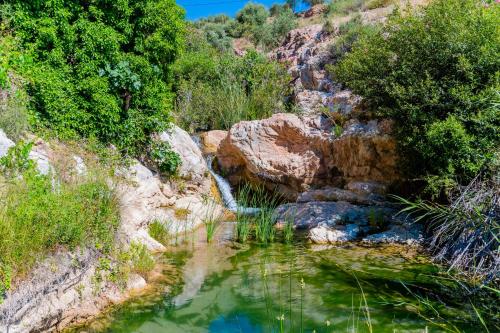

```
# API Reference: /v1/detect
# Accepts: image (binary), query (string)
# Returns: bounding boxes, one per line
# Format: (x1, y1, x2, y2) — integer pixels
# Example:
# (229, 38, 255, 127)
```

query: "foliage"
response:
(128, 242, 155, 276)
(332, 0, 500, 188)
(270, 3, 291, 16)
(234, 2, 269, 38)
(173, 47, 292, 132)
(149, 139, 181, 176)
(148, 220, 170, 245)
(249, 6, 296, 49)
(393, 170, 499, 283)
(327, 15, 379, 63)
(303, 0, 325, 5)
(326, 0, 365, 16)
(0, 0, 185, 154)
(0, 140, 33, 176)
(0, 145, 119, 296)
(364, 0, 394, 10)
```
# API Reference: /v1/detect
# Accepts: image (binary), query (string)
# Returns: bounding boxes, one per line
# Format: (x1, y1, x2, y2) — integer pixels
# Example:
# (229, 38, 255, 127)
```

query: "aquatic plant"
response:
(235, 184, 282, 244)
(148, 220, 170, 245)
(203, 200, 223, 243)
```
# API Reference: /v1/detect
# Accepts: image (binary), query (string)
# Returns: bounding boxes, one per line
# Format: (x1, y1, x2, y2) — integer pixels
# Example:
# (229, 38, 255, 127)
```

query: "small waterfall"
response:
(205, 155, 260, 215)
(192, 135, 259, 215)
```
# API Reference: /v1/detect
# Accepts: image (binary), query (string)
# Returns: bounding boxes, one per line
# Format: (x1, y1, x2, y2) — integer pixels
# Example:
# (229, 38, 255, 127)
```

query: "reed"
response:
(203, 200, 223, 243)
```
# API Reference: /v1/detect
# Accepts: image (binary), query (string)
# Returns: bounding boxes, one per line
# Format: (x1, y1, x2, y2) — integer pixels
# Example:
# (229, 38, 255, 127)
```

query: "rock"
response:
(73, 155, 87, 176)
(346, 181, 387, 196)
(274, 201, 393, 230)
(200, 130, 227, 154)
(309, 224, 360, 243)
(271, 24, 327, 67)
(297, 186, 384, 205)
(117, 159, 224, 251)
(158, 125, 208, 184)
(363, 224, 424, 245)
(217, 113, 399, 200)
(298, 4, 328, 18)
(0, 129, 14, 157)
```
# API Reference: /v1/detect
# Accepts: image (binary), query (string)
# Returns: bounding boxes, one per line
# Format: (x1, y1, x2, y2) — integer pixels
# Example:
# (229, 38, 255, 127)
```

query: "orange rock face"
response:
(216, 113, 399, 199)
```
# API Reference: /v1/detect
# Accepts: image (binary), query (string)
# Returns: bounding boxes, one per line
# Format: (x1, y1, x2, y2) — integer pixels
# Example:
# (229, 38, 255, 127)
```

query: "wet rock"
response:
(297, 186, 385, 205)
(274, 201, 393, 229)
(346, 181, 387, 196)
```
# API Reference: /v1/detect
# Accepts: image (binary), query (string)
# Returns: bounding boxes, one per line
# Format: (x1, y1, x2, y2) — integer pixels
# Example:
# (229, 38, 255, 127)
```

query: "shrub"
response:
(173, 49, 291, 132)
(1, 0, 185, 154)
(149, 140, 182, 176)
(270, 3, 291, 16)
(0, 145, 119, 295)
(327, 15, 379, 63)
(234, 3, 269, 38)
(327, 0, 364, 16)
(364, 0, 394, 10)
(332, 0, 500, 188)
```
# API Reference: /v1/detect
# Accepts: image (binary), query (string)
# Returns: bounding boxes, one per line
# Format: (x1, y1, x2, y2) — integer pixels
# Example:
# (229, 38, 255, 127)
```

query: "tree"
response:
(332, 0, 500, 188)
(1, 0, 186, 154)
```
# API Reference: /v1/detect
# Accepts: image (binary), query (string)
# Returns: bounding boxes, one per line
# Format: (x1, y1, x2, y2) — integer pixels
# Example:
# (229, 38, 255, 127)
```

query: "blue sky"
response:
(177, 0, 309, 20)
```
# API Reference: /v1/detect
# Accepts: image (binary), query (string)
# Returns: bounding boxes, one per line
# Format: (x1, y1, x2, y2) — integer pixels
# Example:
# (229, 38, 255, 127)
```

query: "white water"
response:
(205, 155, 260, 215)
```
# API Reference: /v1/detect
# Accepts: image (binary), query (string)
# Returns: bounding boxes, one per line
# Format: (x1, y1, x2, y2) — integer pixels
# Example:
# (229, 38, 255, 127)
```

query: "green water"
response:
(74, 228, 478, 333)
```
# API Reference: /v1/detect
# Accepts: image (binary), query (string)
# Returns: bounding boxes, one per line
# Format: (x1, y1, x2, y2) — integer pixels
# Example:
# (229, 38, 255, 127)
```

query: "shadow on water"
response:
(70, 224, 484, 333)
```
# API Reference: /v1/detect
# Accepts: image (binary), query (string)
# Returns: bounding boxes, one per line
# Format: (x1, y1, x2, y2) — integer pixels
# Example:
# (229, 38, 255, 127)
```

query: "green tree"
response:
(1, 0, 185, 154)
(332, 0, 500, 188)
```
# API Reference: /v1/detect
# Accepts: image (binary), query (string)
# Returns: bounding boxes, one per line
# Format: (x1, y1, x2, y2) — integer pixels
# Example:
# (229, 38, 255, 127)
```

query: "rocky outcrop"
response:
(217, 113, 398, 200)
(0, 127, 223, 333)
(0, 249, 146, 333)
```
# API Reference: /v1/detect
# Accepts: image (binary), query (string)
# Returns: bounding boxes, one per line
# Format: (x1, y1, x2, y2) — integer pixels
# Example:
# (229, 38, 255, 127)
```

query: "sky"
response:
(177, 0, 309, 20)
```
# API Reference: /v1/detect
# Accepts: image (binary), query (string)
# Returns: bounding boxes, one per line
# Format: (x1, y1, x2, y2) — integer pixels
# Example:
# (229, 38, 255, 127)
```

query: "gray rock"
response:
(158, 125, 208, 184)
(274, 201, 393, 229)
(309, 223, 360, 243)
(363, 224, 424, 245)
(0, 129, 14, 158)
(297, 186, 385, 205)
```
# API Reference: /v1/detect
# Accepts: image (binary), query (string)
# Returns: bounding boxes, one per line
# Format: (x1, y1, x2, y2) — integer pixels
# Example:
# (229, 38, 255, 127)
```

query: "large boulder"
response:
(216, 113, 399, 200)
(0, 129, 14, 157)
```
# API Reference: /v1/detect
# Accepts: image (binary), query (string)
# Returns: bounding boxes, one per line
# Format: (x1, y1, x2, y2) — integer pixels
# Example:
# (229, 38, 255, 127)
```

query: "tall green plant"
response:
(1, 0, 185, 154)
(332, 0, 500, 189)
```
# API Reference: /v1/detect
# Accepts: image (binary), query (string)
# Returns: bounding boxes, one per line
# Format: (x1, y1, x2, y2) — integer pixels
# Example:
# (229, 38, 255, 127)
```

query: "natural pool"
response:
(72, 224, 479, 333)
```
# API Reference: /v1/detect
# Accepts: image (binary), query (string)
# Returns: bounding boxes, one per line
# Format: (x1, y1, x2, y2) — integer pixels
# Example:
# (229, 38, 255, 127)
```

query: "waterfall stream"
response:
(205, 155, 260, 215)
(192, 135, 259, 215)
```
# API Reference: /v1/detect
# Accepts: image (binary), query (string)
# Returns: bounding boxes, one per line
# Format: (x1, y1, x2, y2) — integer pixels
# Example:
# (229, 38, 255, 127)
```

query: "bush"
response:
(252, 7, 296, 49)
(173, 49, 291, 132)
(1, 0, 185, 154)
(327, 0, 364, 16)
(364, 0, 394, 10)
(327, 15, 379, 63)
(332, 0, 500, 188)
(149, 139, 182, 176)
(0, 144, 119, 295)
